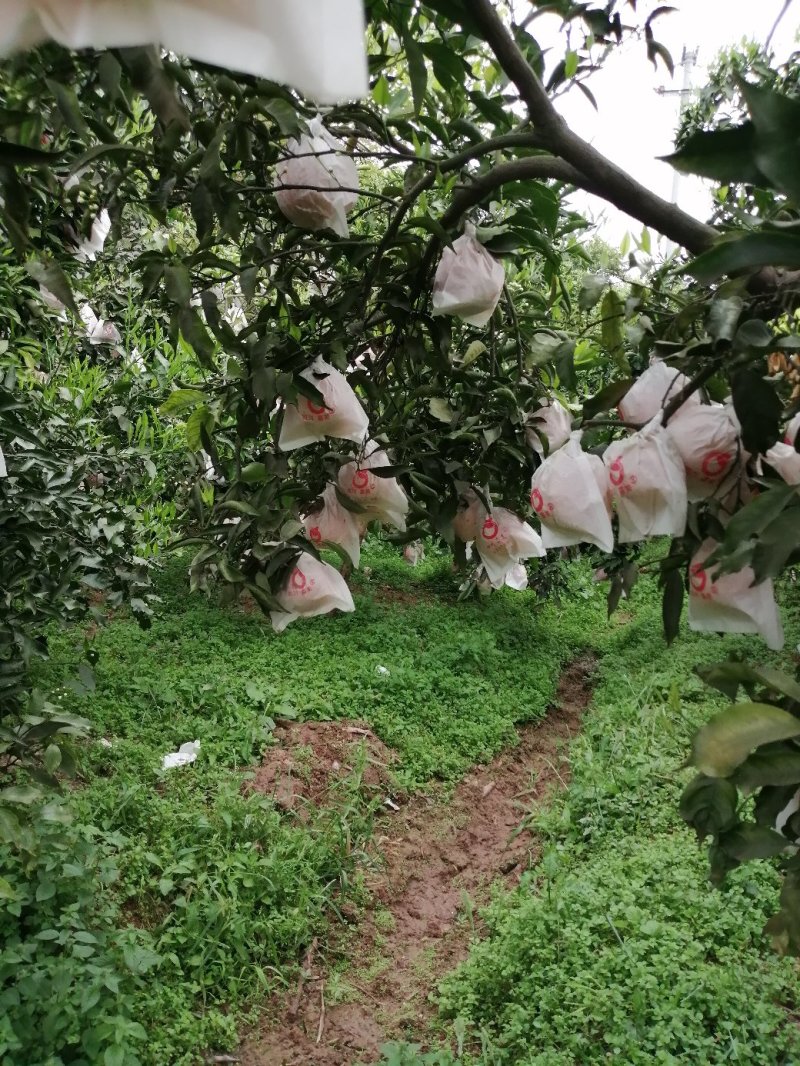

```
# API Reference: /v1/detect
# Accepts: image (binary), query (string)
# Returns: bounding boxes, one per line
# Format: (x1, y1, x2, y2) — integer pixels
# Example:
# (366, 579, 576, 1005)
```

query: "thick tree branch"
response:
(463, 0, 718, 255)
(441, 157, 603, 227)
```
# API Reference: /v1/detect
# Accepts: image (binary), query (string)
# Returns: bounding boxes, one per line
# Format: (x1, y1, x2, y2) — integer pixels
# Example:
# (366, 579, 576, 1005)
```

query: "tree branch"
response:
(441, 157, 603, 227)
(463, 0, 718, 255)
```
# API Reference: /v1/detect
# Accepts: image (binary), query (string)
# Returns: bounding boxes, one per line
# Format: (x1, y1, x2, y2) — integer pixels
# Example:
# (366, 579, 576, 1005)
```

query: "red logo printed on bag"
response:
(482, 516, 499, 540)
(608, 456, 638, 497)
(690, 563, 716, 599)
(308, 526, 322, 543)
(300, 396, 333, 422)
(529, 487, 553, 517)
(290, 567, 308, 593)
(350, 469, 374, 495)
(700, 450, 731, 480)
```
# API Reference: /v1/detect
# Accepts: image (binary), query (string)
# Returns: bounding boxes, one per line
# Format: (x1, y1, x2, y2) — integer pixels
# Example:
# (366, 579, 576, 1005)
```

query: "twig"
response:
(288, 937, 317, 1019)
(660, 360, 721, 426)
(316, 982, 326, 1045)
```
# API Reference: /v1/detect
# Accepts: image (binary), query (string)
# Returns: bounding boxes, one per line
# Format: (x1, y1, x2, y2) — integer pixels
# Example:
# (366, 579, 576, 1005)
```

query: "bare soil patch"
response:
(239, 654, 597, 1066)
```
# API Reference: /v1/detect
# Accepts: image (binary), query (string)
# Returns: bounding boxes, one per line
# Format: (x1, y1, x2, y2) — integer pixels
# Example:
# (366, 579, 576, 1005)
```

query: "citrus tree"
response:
(2, 0, 800, 941)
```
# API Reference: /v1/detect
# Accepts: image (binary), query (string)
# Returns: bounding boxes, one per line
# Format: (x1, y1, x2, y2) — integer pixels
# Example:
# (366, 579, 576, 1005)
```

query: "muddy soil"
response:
(238, 655, 597, 1066)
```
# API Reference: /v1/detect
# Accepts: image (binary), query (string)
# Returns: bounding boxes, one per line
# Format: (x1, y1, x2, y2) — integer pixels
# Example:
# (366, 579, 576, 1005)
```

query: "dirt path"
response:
(239, 655, 597, 1066)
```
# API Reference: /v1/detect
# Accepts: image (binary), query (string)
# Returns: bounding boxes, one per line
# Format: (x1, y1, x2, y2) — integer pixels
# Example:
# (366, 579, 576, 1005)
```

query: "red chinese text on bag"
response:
(337, 443, 409, 531)
(605, 419, 687, 543)
(688, 539, 784, 650)
(279, 357, 369, 451)
(530, 434, 613, 553)
(270, 552, 355, 633)
(474, 507, 545, 588)
(665, 403, 741, 501)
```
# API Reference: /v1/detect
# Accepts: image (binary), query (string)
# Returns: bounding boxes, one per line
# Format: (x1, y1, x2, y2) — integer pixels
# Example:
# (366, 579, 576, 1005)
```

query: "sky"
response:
(515, 0, 798, 248)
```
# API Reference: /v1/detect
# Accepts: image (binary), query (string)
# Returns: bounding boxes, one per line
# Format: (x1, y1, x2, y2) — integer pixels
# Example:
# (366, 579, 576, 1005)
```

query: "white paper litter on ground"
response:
(162, 740, 200, 770)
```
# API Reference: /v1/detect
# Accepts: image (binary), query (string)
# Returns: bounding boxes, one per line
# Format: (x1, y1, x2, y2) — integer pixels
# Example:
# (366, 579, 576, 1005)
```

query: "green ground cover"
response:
(3, 542, 799, 1065)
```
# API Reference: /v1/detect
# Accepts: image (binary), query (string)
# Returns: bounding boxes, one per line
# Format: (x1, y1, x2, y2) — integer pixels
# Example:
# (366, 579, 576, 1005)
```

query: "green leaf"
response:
(577, 273, 605, 311)
(686, 231, 800, 283)
(64, 143, 140, 177)
(46, 78, 90, 138)
(429, 397, 455, 423)
(159, 389, 207, 417)
(262, 98, 300, 136)
(661, 568, 683, 646)
(739, 78, 800, 203)
(24, 258, 78, 315)
(582, 379, 632, 421)
(707, 293, 742, 342)
(400, 24, 428, 116)
(43, 743, 61, 774)
(1, 784, 43, 805)
(240, 462, 268, 483)
(179, 307, 216, 369)
(691, 703, 800, 778)
(679, 775, 739, 840)
(555, 340, 576, 392)
(461, 340, 486, 368)
(731, 368, 782, 454)
(185, 405, 214, 452)
(600, 290, 629, 373)
(165, 263, 192, 306)
(122, 943, 163, 975)
(0, 141, 64, 166)
(735, 745, 800, 794)
(719, 823, 788, 861)
(662, 123, 763, 185)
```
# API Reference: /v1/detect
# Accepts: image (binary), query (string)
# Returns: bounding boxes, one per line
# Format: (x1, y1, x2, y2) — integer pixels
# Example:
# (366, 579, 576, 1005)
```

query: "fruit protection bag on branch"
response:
(275, 116, 360, 237)
(688, 539, 784, 651)
(665, 403, 742, 501)
(337, 442, 409, 531)
(474, 507, 545, 588)
(618, 358, 701, 426)
(530, 433, 614, 553)
(1, 1, 368, 103)
(605, 418, 688, 543)
(525, 398, 572, 457)
(279, 357, 369, 451)
(270, 552, 355, 633)
(303, 483, 362, 568)
(431, 224, 505, 328)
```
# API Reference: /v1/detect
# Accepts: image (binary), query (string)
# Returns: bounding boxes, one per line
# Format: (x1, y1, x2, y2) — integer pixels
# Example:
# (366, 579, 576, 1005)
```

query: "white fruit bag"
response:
(525, 398, 572, 457)
(279, 357, 368, 451)
(270, 552, 355, 633)
(665, 403, 741, 501)
(605, 419, 687, 543)
(530, 434, 614, 553)
(303, 483, 362, 567)
(688, 539, 784, 650)
(475, 507, 545, 588)
(0, 444, 6, 478)
(504, 563, 529, 591)
(588, 452, 612, 517)
(618, 358, 701, 425)
(338, 443, 409, 531)
(452, 487, 487, 543)
(431, 224, 505, 327)
(0, 2, 368, 104)
(275, 117, 359, 237)
(784, 412, 800, 447)
(74, 208, 110, 262)
(764, 442, 800, 486)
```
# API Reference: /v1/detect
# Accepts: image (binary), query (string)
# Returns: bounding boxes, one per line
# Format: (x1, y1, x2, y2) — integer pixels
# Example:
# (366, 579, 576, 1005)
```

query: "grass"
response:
(5, 539, 800, 1065)
(387, 574, 800, 1064)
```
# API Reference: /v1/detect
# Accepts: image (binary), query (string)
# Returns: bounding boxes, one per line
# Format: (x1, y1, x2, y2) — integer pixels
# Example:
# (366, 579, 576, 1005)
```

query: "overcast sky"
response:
(518, 0, 798, 247)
